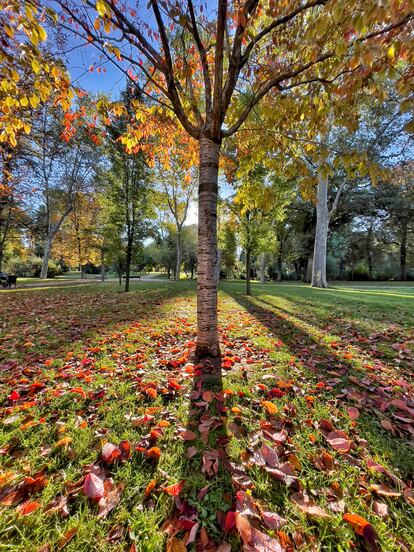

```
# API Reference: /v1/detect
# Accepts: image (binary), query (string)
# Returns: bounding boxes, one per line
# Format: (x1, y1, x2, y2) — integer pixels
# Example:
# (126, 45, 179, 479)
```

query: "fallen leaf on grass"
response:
(58, 527, 77, 550)
(291, 492, 330, 518)
(83, 473, 104, 500)
(162, 480, 185, 497)
(343, 513, 379, 551)
(262, 401, 278, 415)
(178, 430, 197, 441)
(166, 536, 186, 552)
(98, 483, 124, 518)
(347, 407, 360, 420)
(16, 500, 41, 515)
(325, 430, 352, 453)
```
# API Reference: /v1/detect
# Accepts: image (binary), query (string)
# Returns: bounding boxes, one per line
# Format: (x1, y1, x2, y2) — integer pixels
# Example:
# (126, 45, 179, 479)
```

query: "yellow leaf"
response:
(38, 25, 47, 41)
(29, 94, 39, 108)
(31, 59, 41, 74)
(20, 96, 29, 107)
(96, 0, 109, 17)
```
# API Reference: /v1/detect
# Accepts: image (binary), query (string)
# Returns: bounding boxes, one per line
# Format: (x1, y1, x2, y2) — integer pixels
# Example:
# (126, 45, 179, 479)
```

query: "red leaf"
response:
(16, 500, 41, 515)
(162, 480, 185, 497)
(83, 473, 104, 500)
(326, 430, 351, 452)
(102, 443, 121, 465)
(8, 390, 20, 401)
(225, 511, 237, 531)
(346, 407, 360, 420)
(119, 440, 131, 460)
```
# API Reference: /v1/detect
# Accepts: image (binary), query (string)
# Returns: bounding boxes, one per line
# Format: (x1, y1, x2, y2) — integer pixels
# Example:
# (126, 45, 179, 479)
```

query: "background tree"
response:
(156, 158, 197, 280)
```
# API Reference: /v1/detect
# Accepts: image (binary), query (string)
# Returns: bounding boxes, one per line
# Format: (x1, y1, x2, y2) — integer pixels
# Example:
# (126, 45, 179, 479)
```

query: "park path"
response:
(3, 275, 170, 290)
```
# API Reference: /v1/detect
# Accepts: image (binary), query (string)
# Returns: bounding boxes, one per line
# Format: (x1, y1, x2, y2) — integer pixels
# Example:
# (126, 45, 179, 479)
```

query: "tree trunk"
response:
(276, 254, 282, 282)
(400, 220, 407, 281)
(305, 253, 313, 283)
(216, 248, 221, 283)
(100, 248, 105, 282)
(367, 223, 374, 280)
(0, 246, 3, 272)
(311, 176, 329, 288)
(167, 266, 171, 279)
(40, 237, 53, 279)
(196, 136, 220, 357)
(118, 263, 122, 286)
(246, 249, 251, 295)
(80, 264, 85, 279)
(175, 230, 181, 281)
(259, 253, 266, 283)
(125, 236, 133, 292)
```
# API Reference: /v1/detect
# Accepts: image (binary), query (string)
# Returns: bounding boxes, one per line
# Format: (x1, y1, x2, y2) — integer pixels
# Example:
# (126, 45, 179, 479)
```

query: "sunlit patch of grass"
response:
(0, 281, 413, 550)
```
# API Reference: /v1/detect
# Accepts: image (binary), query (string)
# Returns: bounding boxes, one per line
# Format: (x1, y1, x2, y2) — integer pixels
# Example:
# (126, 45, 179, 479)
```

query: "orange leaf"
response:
(263, 401, 278, 415)
(144, 479, 156, 498)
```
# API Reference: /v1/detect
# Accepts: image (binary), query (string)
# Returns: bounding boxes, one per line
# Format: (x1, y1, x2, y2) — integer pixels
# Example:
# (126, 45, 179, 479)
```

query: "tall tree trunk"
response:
(118, 262, 122, 286)
(100, 248, 105, 282)
(312, 176, 329, 288)
(276, 254, 282, 282)
(259, 253, 266, 283)
(175, 230, 181, 281)
(400, 220, 407, 281)
(305, 253, 313, 283)
(367, 223, 374, 280)
(40, 237, 53, 279)
(246, 249, 251, 295)
(196, 136, 220, 357)
(216, 248, 221, 282)
(0, 246, 3, 272)
(80, 264, 85, 279)
(125, 235, 133, 292)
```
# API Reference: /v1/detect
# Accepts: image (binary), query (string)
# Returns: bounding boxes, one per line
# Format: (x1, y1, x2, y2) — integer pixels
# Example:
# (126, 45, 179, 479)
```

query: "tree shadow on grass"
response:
(0, 283, 193, 366)
(230, 292, 414, 479)
(164, 355, 238, 549)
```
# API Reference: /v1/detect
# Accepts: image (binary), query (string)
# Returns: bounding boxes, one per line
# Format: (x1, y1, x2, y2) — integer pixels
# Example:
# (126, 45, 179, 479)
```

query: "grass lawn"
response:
(0, 281, 413, 551)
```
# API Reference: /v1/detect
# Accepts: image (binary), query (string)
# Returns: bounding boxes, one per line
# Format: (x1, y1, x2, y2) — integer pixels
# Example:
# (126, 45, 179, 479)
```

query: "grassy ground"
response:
(0, 281, 413, 552)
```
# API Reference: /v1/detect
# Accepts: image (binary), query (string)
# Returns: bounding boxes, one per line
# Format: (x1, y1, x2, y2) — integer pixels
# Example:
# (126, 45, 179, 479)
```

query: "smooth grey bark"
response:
(175, 230, 181, 281)
(400, 220, 407, 281)
(311, 175, 329, 288)
(367, 223, 374, 280)
(196, 136, 220, 357)
(40, 237, 53, 279)
(305, 253, 313, 283)
(311, 175, 345, 288)
(259, 253, 266, 283)
(246, 249, 252, 295)
(100, 248, 105, 282)
(125, 233, 133, 292)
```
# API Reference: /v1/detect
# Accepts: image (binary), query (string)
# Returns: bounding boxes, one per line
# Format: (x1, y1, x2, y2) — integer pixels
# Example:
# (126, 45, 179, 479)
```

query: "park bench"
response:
(0, 273, 17, 288)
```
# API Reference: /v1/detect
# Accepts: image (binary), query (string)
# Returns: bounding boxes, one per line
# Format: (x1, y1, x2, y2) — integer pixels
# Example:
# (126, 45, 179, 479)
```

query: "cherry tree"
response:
(53, 0, 412, 356)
